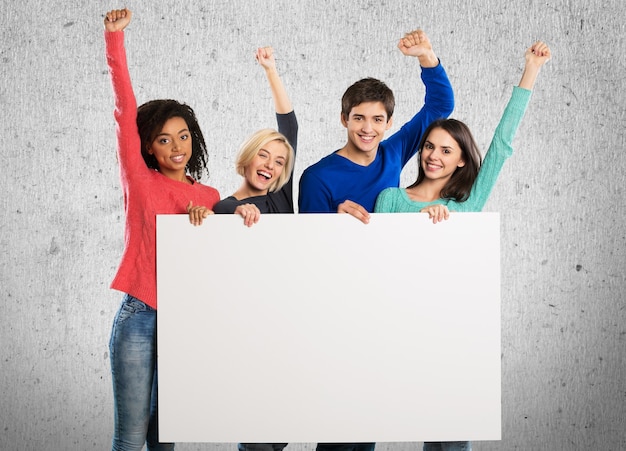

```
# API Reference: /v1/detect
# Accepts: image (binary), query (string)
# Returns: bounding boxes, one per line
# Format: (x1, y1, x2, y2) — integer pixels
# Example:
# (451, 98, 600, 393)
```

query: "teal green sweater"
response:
(374, 86, 532, 213)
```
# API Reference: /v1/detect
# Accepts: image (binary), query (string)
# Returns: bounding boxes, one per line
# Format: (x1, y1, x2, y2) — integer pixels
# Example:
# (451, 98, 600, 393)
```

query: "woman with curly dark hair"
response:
(104, 8, 219, 451)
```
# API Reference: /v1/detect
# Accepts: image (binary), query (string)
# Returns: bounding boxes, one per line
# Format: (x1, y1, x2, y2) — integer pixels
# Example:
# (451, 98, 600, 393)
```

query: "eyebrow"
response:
(425, 140, 453, 149)
(259, 148, 287, 159)
(352, 114, 386, 119)
(156, 128, 189, 137)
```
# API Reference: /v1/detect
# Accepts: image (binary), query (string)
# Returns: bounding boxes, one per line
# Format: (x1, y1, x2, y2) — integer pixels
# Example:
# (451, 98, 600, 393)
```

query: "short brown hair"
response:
(341, 77, 395, 120)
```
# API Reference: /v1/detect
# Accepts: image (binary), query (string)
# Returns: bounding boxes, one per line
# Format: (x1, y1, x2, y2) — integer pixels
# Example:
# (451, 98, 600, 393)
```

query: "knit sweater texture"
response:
(298, 62, 454, 214)
(106, 31, 220, 308)
(374, 86, 531, 213)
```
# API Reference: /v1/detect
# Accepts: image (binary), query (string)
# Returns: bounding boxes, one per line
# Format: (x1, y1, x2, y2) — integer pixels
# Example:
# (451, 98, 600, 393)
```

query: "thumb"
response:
(187, 200, 193, 212)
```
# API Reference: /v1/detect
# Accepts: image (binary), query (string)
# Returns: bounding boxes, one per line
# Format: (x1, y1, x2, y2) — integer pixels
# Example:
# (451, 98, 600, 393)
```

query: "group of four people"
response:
(103, 7, 551, 451)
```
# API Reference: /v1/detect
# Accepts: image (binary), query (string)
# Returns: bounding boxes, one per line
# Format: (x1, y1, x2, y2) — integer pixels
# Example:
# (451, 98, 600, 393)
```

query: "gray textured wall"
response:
(1, 0, 624, 450)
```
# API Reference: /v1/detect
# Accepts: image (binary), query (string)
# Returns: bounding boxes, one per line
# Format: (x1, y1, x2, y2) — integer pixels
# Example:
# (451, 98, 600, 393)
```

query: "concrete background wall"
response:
(1, 0, 624, 450)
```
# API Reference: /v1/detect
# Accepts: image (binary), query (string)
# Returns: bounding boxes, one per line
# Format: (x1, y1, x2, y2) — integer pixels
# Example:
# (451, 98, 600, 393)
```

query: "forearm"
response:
(518, 63, 542, 90)
(417, 49, 439, 68)
(264, 67, 292, 114)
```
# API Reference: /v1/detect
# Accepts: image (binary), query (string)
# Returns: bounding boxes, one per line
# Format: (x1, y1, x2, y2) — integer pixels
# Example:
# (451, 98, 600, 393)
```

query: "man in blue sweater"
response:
(298, 29, 454, 224)
(297, 28, 455, 451)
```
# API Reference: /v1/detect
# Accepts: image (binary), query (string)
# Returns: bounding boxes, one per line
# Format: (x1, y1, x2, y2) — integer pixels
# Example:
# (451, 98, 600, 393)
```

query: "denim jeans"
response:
(423, 442, 471, 451)
(316, 444, 375, 451)
(238, 444, 288, 451)
(109, 294, 174, 451)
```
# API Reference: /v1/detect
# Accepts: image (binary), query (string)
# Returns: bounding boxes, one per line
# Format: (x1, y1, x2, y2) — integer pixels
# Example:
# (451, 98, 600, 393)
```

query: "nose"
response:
(361, 120, 373, 132)
(428, 148, 441, 159)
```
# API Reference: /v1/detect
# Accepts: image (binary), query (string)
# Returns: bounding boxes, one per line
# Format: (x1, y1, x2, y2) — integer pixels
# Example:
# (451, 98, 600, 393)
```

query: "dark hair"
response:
(341, 77, 395, 120)
(136, 99, 209, 181)
(409, 118, 482, 202)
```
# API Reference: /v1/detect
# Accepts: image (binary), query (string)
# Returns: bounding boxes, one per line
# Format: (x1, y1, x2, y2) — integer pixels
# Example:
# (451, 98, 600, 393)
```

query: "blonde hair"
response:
(236, 128, 295, 193)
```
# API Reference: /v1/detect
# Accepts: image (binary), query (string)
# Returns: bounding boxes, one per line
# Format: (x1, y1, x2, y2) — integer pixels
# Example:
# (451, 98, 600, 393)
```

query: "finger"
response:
(350, 207, 370, 224)
(193, 210, 202, 226)
(187, 200, 193, 213)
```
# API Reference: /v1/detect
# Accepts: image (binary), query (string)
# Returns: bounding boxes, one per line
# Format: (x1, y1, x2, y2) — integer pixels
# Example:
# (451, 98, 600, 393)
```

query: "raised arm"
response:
(452, 41, 551, 212)
(256, 47, 292, 114)
(104, 8, 145, 179)
(384, 29, 454, 169)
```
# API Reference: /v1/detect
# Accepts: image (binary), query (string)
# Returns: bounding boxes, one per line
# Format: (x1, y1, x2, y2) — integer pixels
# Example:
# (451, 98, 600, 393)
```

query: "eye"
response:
(375, 117, 383, 123)
(180, 134, 189, 141)
(276, 160, 285, 167)
(158, 138, 170, 145)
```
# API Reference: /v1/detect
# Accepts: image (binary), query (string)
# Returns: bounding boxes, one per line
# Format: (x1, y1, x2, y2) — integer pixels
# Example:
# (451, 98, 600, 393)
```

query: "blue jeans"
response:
(109, 294, 174, 451)
(423, 442, 471, 451)
(316, 444, 375, 451)
(238, 444, 288, 451)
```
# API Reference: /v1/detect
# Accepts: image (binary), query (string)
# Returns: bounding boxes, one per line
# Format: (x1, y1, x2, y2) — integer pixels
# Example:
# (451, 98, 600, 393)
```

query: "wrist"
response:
(418, 52, 439, 68)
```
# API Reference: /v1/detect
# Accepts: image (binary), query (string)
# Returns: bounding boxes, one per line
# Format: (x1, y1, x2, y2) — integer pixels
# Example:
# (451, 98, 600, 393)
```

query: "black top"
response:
(213, 111, 298, 214)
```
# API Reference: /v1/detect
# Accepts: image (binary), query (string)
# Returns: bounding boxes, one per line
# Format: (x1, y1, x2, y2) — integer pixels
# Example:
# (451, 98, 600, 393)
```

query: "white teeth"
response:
(258, 171, 271, 179)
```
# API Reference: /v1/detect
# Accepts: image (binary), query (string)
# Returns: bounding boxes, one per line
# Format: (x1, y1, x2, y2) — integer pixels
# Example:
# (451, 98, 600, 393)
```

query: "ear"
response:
(146, 143, 154, 155)
(457, 159, 466, 168)
(340, 112, 348, 128)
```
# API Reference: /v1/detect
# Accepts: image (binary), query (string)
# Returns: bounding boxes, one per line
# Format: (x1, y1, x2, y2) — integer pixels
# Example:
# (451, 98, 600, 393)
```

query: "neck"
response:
(233, 182, 267, 200)
(406, 179, 445, 202)
(337, 143, 377, 166)
(160, 169, 191, 184)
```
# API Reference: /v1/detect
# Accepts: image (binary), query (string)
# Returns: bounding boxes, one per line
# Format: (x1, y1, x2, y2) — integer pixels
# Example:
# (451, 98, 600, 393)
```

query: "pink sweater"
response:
(106, 31, 220, 309)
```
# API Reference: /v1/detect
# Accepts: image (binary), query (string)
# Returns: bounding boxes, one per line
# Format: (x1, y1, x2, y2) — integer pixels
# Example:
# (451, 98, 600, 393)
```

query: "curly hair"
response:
(136, 99, 209, 181)
(409, 118, 482, 202)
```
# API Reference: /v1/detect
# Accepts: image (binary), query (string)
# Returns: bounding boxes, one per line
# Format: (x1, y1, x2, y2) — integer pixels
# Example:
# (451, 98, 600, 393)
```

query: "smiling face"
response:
(146, 116, 192, 181)
(341, 101, 393, 160)
(243, 139, 289, 195)
(420, 127, 466, 182)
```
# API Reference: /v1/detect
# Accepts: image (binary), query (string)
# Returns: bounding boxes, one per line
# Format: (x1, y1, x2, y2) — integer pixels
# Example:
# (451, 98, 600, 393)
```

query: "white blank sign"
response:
(156, 213, 501, 443)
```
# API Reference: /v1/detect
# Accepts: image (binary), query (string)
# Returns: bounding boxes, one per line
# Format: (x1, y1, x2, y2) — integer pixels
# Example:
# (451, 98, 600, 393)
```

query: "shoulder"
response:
(213, 196, 240, 214)
(378, 187, 402, 201)
(375, 187, 403, 212)
(195, 182, 220, 198)
(302, 152, 343, 176)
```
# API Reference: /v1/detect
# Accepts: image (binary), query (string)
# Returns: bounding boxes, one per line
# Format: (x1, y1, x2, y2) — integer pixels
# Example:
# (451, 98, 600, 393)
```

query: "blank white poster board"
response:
(156, 213, 501, 443)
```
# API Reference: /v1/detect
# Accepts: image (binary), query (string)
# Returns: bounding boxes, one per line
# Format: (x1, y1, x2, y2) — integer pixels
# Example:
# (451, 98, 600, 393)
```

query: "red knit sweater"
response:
(106, 31, 220, 309)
